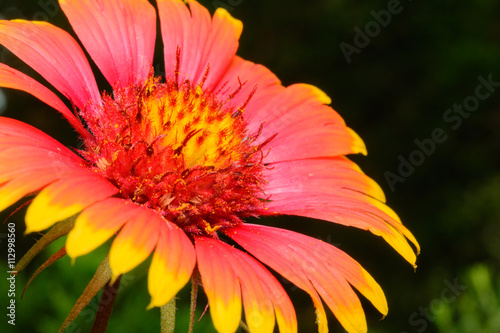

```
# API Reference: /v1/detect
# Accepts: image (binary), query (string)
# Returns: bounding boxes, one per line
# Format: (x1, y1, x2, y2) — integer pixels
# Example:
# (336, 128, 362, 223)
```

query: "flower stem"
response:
(160, 297, 176, 333)
(15, 217, 75, 273)
(91, 275, 121, 333)
(188, 272, 200, 333)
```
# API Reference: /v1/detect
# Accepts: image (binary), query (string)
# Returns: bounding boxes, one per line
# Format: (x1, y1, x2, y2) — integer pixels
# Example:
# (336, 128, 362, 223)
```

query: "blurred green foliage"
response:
(1, 0, 500, 332)
(435, 264, 500, 333)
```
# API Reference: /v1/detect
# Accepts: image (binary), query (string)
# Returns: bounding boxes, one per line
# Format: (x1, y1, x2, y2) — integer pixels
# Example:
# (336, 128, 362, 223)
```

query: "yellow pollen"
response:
(201, 219, 221, 234)
(142, 83, 243, 169)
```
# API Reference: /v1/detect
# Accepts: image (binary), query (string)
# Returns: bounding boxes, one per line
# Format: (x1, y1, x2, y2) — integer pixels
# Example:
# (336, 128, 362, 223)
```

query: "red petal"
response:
(0, 20, 100, 109)
(264, 157, 386, 202)
(195, 236, 297, 333)
(0, 117, 86, 211)
(25, 168, 118, 233)
(0, 127, 83, 179)
(227, 224, 389, 333)
(0, 64, 88, 136)
(108, 205, 162, 279)
(265, 124, 365, 162)
(60, 0, 156, 88)
(148, 221, 195, 308)
(0, 117, 85, 159)
(0, 146, 81, 183)
(265, 188, 419, 266)
(195, 236, 242, 333)
(157, 0, 242, 87)
(0, 133, 84, 182)
(66, 198, 136, 259)
(0, 169, 66, 212)
(0, 124, 81, 154)
(250, 84, 366, 161)
(227, 226, 329, 333)
(198, 6, 243, 89)
(213, 56, 285, 119)
(246, 83, 338, 129)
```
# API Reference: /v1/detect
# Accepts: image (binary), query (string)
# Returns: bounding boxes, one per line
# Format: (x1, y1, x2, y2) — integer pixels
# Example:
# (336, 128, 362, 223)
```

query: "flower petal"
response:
(227, 224, 388, 333)
(266, 125, 365, 162)
(0, 169, 60, 212)
(213, 56, 285, 118)
(263, 156, 419, 266)
(0, 117, 86, 211)
(227, 229, 329, 333)
(157, 0, 242, 87)
(196, 236, 297, 333)
(0, 64, 88, 136)
(195, 237, 242, 333)
(66, 198, 135, 259)
(246, 83, 335, 128)
(252, 84, 366, 161)
(0, 20, 100, 109)
(108, 206, 162, 279)
(0, 138, 84, 185)
(265, 157, 386, 203)
(25, 169, 118, 233)
(0, 117, 84, 160)
(0, 147, 80, 184)
(265, 188, 419, 267)
(147, 221, 195, 308)
(199, 6, 243, 88)
(60, 0, 156, 88)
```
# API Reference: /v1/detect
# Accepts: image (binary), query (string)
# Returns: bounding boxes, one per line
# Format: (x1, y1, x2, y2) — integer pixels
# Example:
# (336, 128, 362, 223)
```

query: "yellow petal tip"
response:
(348, 127, 367, 155)
(214, 7, 243, 38)
(306, 84, 332, 104)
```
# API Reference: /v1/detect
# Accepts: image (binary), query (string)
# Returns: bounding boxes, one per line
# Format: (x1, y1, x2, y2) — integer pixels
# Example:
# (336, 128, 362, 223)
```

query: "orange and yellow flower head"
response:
(0, 1, 419, 332)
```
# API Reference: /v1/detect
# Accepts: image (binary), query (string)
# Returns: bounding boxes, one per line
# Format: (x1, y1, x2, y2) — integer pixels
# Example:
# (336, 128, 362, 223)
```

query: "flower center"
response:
(80, 74, 270, 236)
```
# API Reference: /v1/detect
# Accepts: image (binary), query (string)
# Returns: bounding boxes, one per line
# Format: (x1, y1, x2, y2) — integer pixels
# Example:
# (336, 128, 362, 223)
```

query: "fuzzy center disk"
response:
(80, 76, 269, 236)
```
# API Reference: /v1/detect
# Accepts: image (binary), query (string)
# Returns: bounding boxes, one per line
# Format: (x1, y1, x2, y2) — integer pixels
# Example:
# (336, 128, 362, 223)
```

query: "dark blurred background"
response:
(1, 0, 500, 332)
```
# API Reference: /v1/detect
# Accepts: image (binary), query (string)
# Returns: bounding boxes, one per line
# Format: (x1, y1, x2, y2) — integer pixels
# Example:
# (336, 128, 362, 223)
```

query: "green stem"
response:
(160, 297, 176, 333)
(15, 217, 75, 273)
(188, 272, 200, 333)
(58, 256, 113, 333)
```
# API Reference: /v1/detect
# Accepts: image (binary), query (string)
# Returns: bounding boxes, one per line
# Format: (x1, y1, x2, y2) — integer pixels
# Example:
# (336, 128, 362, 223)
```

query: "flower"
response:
(0, 0, 419, 332)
